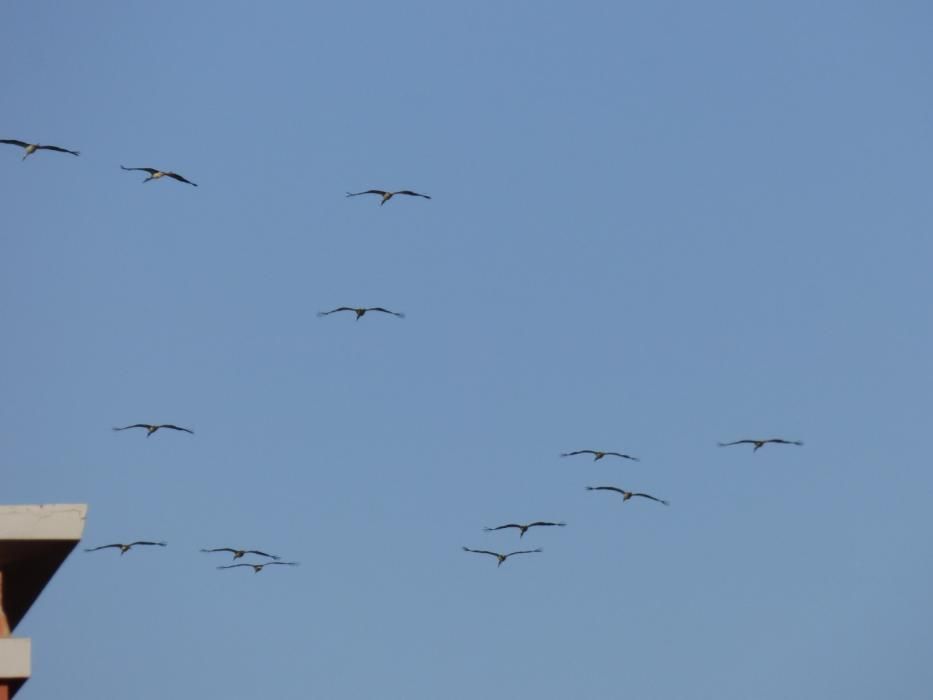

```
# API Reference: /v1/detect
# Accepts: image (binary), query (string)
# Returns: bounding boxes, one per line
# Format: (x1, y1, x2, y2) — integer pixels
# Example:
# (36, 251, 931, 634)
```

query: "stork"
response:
(462, 547, 542, 567)
(113, 423, 194, 437)
(484, 522, 566, 538)
(218, 562, 298, 573)
(718, 438, 803, 452)
(201, 548, 280, 560)
(561, 450, 639, 462)
(317, 306, 405, 320)
(586, 486, 669, 506)
(1, 139, 79, 160)
(346, 189, 430, 205)
(120, 165, 197, 186)
(85, 541, 166, 555)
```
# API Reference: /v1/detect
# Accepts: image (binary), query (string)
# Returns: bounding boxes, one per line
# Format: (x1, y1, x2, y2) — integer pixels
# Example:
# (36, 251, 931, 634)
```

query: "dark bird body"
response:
(1, 139, 79, 159)
(201, 547, 280, 560)
(317, 306, 405, 320)
(718, 438, 803, 452)
(484, 522, 566, 538)
(462, 546, 542, 567)
(218, 562, 298, 573)
(85, 541, 166, 555)
(586, 486, 669, 506)
(121, 165, 197, 186)
(561, 450, 639, 462)
(346, 189, 430, 205)
(113, 423, 194, 437)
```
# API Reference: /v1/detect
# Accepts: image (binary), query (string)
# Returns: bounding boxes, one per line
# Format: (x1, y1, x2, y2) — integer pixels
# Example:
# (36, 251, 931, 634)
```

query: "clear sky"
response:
(3, 2, 932, 698)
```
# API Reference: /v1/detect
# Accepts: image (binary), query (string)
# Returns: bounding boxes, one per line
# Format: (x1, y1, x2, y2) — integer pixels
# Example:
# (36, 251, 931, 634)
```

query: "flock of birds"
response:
(6, 136, 805, 572)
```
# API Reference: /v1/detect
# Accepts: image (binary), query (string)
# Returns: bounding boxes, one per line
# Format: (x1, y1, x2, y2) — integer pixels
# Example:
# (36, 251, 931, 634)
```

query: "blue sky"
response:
(3, 2, 932, 698)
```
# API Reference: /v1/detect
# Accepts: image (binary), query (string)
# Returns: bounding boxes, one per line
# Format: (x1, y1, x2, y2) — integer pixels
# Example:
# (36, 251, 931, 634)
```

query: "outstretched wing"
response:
(605, 452, 639, 461)
(586, 486, 626, 495)
(717, 440, 755, 447)
(113, 424, 151, 431)
(129, 541, 167, 547)
(317, 307, 355, 316)
(0, 139, 30, 148)
(160, 424, 194, 434)
(367, 307, 404, 318)
(84, 543, 123, 552)
(632, 493, 669, 506)
(483, 524, 523, 533)
(121, 165, 158, 174)
(201, 547, 237, 554)
(266, 561, 298, 567)
(395, 190, 431, 199)
(218, 563, 252, 570)
(245, 550, 280, 560)
(166, 172, 197, 186)
(462, 547, 501, 558)
(561, 450, 596, 457)
(506, 549, 543, 558)
(766, 439, 803, 446)
(527, 521, 565, 529)
(38, 145, 79, 156)
(346, 190, 387, 197)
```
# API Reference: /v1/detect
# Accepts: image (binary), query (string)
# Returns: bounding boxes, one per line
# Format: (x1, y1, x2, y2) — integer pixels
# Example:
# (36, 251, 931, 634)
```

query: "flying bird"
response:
(462, 547, 542, 567)
(317, 306, 405, 320)
(561, 450, 639, 462)
(120, 165, 197, 186)
(718, 438, 803, 452)
(85, 541, 166, 555)
(113, 423, 194, 437)
(484, 522, 566, 538)
(201, 547, 280, 561)
(1, 139, 79, 159)
(346, 189, 431, 205)
(217, 562, 299, 573)
(586, 486, 669, 506)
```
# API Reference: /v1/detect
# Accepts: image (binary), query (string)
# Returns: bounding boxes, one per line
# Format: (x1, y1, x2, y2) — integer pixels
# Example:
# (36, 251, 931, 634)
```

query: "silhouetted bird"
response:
(346, 189, 430, 205)
(201, 548, 280, 560)
(561, 450, 639, 462)
(217, 562, 298, 573)
(718, 438, 803, 452)
(1, 139, 79, 159)
(484, 522, 566, 539)
(586, 486, 669, 506)
(462, 547, 542, 567)
(317, 306, 405, 320)
(113, 423, 194, 437)
(120, 165, 197, 186)
(85, 541, 166, 555)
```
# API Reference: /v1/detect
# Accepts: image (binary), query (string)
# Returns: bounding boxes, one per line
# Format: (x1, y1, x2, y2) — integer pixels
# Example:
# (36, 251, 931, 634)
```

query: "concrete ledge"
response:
(0, 638, 29, 679)
(0, 505, 87, 541)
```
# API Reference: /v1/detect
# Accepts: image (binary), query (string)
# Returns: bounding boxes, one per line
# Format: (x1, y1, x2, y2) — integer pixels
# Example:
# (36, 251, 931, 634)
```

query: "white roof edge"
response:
(0, 504, 88, 541)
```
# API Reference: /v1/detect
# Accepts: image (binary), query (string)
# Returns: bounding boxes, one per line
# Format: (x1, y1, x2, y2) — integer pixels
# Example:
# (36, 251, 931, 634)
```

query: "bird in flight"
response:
(586, 486, 669, 506)
(346, 189, 431, 205)
(1, 139, 79, 159)
(718, 438, 803, 452)
(462, 547, 543, 567)
(85, 541, 167, 555)
(120, 165, 197, 186)
(201, 547, 280, 561)
(217, 562, 299, 573)
(561, 450, 639, 462)
(484, 522, 566, 539)
(317, 306, 405, 320)
(113, 423, 194, 437)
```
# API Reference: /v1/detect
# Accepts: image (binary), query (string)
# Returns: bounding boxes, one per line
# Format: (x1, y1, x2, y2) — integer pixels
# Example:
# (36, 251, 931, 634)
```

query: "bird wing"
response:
(506, 549, 543, 557)
(245, 550, 280, 559)
(527, 521, 565, 528)
(317, 307, 355, 316)
(201, 547, 237, 554)
(166, 172, 197, 186)
(767, 439, 803, 446)
(561, 450, 595, 457)
(113, 424, 151, 431)
(346, 190, 387, 197)
(0, 139, 30, 148)
(267, 561, 299, 566)
(37, 145, 79, 156)
(367, 307, 404, 317)
(462, 547, 501, 558)
(218, 563, 252, 570)
(717, 440, 754, 447)
(632, 493, 669, 505)
(129, 541, 167, 547)
(161, 424, 194, 434)
(395, 190, 431, 199)
(605, 452, 639, 461)
(483, 524, 522, 532)
(121, 166, 158, 174)
(84, 544, 123, 552)
(586, 486, 626, 495)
